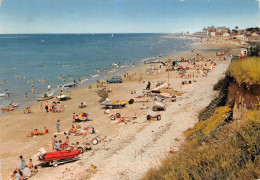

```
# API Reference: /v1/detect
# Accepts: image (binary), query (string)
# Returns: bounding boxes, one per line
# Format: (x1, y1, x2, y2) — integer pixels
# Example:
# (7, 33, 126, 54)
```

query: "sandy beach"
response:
(0, 41, 241, 180)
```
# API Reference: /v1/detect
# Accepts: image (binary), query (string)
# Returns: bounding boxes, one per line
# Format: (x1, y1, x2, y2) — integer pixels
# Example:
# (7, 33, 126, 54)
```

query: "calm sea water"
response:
(0, 34, 195, 111)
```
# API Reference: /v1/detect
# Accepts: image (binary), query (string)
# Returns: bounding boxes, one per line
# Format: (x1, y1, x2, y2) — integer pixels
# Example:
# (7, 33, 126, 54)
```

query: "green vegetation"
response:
(227, 57, 260, 85)
(185, 106, 231, 140)
(213, 78, 225, 91)
(143, 109, 260, 180)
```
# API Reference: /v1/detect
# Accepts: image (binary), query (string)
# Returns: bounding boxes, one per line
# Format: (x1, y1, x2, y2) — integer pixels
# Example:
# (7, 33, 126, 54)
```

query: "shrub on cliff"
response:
(227, 57, 260, 85)
(143, 110, 260, 180)
(213, 78, 225, 91)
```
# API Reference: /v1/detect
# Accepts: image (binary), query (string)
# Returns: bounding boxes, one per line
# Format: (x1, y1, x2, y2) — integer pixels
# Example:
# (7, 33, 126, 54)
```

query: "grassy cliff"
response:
(143, 58, 260, 180)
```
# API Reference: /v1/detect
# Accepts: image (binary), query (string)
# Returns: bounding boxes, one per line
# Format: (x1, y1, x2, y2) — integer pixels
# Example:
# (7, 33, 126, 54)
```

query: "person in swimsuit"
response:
(45, 101, 49, 112)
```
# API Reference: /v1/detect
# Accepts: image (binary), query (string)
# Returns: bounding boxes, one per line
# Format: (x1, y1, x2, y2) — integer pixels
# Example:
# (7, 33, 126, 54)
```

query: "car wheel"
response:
(110, 115, 115, 120)
(92, 139, 98, 145)
(53, 161, 58, 167)
(116, 113, 121, 118)
(77, 147, 84, 154)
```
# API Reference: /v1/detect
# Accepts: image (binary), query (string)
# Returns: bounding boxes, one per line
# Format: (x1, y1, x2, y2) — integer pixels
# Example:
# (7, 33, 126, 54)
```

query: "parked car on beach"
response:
(106, 76, 123, 83)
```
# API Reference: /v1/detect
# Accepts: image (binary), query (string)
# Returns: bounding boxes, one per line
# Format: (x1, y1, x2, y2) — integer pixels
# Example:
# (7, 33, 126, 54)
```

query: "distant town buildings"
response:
(194, 26, 260, 41)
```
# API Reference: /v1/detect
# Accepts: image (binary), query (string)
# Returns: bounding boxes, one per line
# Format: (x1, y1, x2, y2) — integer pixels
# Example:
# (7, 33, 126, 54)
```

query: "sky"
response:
(0, 0, 259, 34)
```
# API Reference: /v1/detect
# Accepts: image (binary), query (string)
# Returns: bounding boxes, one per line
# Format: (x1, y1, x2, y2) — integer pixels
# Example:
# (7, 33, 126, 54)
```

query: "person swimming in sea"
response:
(5, 89, 10, 97)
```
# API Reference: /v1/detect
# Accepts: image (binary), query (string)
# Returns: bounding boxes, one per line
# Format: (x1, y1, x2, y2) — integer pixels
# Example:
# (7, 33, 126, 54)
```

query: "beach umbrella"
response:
(78, 112, 89, 117)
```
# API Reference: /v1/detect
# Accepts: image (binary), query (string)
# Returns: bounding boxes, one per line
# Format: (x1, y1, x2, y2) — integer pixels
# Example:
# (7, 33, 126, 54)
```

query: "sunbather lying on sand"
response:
(69, 125, 77, 133)
(27, 129, 45, 137)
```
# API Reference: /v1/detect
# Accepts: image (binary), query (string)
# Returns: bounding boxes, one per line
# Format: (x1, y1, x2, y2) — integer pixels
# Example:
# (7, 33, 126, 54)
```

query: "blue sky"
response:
(0, 0, 259, 34)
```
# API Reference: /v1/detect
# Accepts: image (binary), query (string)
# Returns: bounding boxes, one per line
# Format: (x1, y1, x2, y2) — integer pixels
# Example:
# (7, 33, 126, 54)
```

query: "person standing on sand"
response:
(56, 120, 60, 132)
(45, 101, 49, 112)
(52, 135, 57, 150)
(73, 112, 76, 122)
(19, 155, 26, 170)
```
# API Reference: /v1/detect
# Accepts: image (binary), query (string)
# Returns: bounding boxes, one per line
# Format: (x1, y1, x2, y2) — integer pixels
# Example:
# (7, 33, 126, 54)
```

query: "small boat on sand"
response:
(37, 148, 81, 167)
(153, 100, 166, 111)
(56, 94, 70, 101)
(42, 149, 80, 161)
(0, 93, 6, 97)
(63, 82, 76, 88)
(37, 92, 54, 101)
(99, 99, 127, 108)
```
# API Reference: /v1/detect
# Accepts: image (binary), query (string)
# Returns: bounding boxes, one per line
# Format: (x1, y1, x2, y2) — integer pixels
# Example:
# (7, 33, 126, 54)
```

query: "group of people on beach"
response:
(123, 72, 143, 83)
(10, 156, 38, 180)
(52, 135, 70, 151)
(42, 101, 65, 113)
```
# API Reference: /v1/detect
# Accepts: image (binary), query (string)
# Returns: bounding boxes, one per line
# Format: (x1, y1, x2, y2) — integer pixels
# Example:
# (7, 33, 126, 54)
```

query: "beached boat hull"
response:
(63, 82, 76, 87)
(43, 150, 81, 162)
(37, 92, 54, 101)
(153, 101, 166, 111)
(100, 100, 127, 108)
(0, 93, 6, 97)
(37, 96, 53, 101)
(56, 94, 70, 101)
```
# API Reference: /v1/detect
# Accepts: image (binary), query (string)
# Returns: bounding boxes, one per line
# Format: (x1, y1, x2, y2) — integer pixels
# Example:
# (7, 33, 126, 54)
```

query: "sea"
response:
(0, 33, 195, 113)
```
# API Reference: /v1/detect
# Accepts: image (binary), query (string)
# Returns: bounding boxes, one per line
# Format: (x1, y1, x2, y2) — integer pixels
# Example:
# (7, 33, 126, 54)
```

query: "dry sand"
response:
(0, 41, 240, 180)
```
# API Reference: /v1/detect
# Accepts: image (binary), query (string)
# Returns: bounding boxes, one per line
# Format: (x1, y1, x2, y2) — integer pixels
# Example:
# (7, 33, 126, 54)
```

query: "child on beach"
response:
(45, 101, 49, 112)
(28, 159, 33, 170)
(52, 135, 57, 150)
(61, 104, 65, 112)
(73, 112, 76, 122)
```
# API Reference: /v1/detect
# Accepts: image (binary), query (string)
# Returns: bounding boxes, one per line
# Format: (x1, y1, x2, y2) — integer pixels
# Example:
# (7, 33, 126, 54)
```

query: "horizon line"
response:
(0, 32, 187, 35)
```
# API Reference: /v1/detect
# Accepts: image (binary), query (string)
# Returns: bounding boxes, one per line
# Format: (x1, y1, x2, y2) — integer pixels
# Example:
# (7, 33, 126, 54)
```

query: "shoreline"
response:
(0, 41, 241, 179)
(0, 36, 196, 115)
